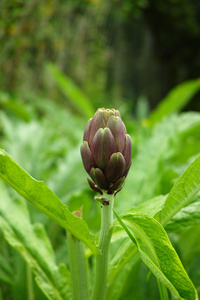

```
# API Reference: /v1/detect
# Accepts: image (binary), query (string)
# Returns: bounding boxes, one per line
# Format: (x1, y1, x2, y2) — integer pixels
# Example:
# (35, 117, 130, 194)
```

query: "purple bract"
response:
(80, 108, 132, 195)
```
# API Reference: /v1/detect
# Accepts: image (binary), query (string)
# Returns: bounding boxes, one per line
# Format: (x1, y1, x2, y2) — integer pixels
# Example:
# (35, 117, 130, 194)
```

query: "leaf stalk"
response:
(68, 233, 89, 300)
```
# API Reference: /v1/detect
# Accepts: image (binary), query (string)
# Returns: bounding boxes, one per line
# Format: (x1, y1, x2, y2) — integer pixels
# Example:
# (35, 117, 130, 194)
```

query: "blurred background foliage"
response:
(0, 0, 200, 111)
(0, 0, 200, 299)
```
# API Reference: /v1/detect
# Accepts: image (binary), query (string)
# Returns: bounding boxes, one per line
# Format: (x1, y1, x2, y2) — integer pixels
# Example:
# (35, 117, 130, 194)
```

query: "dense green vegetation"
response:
(0, 72, 200, 299)
(0, 1, 200, 299)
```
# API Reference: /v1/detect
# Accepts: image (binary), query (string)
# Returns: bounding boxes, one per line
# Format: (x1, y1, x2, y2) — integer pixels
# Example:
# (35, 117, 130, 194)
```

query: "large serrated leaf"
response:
(115, 212, 198, 300)
(155, 154, 200, 226)
(0, 183, 71, 300)
(107, 195, 167, 294)
(112, 195, 168, 243)
(0, 149, 99, 255)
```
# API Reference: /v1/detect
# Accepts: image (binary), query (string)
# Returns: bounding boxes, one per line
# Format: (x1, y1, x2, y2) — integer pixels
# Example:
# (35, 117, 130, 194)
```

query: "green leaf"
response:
(47, 63, 95, 119)
(155, 154, 200, 226)
(178, 225, 200, 265)
(0, 255, 13, 284)
(0, 218, 71, 300)
(107, 195, 166, 291)
(109, 195, 168, 284)
(0, 149, 99, 255)
(0, 183, 71, 300)
(115, 211, 198, 300)
(0, 91, 30, 122)
(106, 247, 140, 300)
(112, 194, 168, 240)
(49, 147, 88, 202)
(165, 196, 200, 232)
(120, 113, 200, 208)
(0, 232, 13, 284)
(124, 194, 168, 217)
(177, 112, 200, 137)
(108, 239, 139, 285)
(119, 116, 178, 207)
(111, 192, 199, 286)
(150, 78, 200, 125)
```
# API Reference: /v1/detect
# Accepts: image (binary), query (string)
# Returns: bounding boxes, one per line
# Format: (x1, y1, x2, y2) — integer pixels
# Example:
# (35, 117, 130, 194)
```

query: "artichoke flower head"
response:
(80, 108, 132, 196)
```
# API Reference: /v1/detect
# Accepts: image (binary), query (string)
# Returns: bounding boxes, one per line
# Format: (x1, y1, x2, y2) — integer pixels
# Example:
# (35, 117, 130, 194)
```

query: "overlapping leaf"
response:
(115, 212, 198, 300)
(0, 149, 99, 255)
(120, 113, 200, 208)
(155, 154, 200, 226)
(0, 182, 71, 300)
(110, 153, 200, 296)
(165, 196, 200, 232)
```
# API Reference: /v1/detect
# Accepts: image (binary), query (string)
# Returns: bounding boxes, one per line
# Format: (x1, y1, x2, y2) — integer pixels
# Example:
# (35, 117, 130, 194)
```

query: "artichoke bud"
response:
(80, 108, 132, 196)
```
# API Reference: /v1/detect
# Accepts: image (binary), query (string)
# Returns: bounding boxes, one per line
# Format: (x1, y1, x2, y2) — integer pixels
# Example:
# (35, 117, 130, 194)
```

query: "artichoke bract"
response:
(80, 108, 132, 196)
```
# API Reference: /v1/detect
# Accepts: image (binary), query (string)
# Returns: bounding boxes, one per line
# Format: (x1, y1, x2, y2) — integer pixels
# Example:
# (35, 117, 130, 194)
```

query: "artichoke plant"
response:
(80, 108, 132, 196)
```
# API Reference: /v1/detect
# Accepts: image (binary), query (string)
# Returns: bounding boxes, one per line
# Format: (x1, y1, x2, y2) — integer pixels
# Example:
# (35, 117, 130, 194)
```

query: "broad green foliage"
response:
(0, 149, 99, 255)
(111, 153, 200, 294)
(165, 196, 200, 232)
(106, 249, 140, 300)
(155, 154, 200, 226)
(0, 182, 71, 300)
(108, 239, 139, 285)
(48, 147, 89, 202)
(150, 78, 200, 125)
(0, 77, 200, 299)
(119, 112, 200, 209)
(0, 92, 30, 122)
(124, 194, 168, 217)
(112, 195, 167, 241)
(0, 238, 13, 284)
(47, 63, 95, 119)
(115, 212, 198, 300)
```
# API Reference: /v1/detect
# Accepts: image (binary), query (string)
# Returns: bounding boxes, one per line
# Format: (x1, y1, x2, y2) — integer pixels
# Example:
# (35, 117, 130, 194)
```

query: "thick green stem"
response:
(91, 193, 114, 300)
(68, 233, 89, 300)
